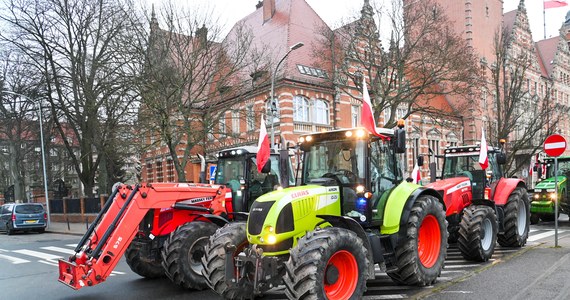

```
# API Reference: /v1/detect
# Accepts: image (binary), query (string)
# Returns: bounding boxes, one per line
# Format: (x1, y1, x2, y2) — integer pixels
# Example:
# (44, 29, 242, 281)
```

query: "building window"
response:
(313, 99, 329, 125)
(219, 114, 226, 136)
(351, 105, 360, 127)
(293, 95, 310, 122)
(232, 111, 240, 134)
(166, 159, 175, 182)
(146, 161, 154, 182)
(246, 105, 254, 132)
(156, 161, 163, 182)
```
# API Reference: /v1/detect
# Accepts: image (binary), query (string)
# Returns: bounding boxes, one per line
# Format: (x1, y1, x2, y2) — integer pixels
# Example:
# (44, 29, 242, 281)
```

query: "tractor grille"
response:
(276, 203, 294, 233)
(248, 201, 275, 235)
(259, 237, 294, 253)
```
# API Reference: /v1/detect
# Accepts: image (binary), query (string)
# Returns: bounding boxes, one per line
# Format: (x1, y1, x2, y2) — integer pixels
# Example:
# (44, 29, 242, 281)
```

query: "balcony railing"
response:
(294, 122, 333, 133)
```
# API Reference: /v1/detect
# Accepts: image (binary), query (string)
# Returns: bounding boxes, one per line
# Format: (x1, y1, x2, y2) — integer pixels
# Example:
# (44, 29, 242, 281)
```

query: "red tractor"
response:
(59, 146, 293, 290)
(425, 143, 530, 261)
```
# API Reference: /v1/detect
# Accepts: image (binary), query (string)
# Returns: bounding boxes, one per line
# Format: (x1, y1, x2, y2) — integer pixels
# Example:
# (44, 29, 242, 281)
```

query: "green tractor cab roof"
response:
(298, 127, 395, 149)
(216, 146, 278, 158)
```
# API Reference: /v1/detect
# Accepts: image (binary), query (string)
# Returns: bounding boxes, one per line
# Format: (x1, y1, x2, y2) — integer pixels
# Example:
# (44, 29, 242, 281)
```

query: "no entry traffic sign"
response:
(544, 134, 567, 157)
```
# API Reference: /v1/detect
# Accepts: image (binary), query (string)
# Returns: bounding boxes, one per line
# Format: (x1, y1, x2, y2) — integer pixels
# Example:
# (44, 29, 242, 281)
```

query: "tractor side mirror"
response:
(394, 128, 406, 153)
(417, 156, 424, 167)
(261, 160, 271, 173)
(496, 152, 506, 165)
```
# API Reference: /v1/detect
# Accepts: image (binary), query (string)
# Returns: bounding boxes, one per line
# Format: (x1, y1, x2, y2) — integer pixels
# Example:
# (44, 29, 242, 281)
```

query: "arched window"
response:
(293, 95, 310, 122)
(313, 99, 329, 124)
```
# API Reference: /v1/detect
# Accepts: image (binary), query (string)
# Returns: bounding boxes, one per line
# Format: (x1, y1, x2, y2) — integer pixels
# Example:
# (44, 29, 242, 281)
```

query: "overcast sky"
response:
(146, 0, 569, 42)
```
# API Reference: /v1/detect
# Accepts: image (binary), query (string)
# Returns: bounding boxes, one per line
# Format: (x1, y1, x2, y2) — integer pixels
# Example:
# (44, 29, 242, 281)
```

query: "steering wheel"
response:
(462, 164, 475, 171)
(457, 171, 473, 181)
(336, 169, 358, 183)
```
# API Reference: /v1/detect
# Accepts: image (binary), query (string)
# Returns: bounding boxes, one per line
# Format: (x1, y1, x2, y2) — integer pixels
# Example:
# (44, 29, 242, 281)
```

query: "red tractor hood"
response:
(425, 177, 471, 193)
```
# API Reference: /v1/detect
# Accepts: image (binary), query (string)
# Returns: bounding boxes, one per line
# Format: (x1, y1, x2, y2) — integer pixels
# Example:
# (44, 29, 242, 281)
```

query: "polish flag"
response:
(361, 77, 386, 138)
(256, 115, 270, 173)
(411, 164, 421, 184)
(478, 128, 489, 170)
(544, 0, 568, 9)
(529, 155, 535, 177)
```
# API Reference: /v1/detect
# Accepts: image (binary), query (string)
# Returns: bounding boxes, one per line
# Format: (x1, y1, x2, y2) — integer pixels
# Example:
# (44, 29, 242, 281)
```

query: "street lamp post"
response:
(1, 90, 50, 228)
(269, 42, 304, 149)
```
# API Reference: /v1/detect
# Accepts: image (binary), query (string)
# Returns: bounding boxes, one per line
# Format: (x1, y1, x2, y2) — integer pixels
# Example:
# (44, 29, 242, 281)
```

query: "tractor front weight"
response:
(224, 244, 282, 295)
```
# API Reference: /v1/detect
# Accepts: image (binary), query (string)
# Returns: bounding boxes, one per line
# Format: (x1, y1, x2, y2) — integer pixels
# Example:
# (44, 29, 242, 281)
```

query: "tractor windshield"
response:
(442, 154, 482, 180)
(302, 139, 367, 186)
(546, 158, 570, 177)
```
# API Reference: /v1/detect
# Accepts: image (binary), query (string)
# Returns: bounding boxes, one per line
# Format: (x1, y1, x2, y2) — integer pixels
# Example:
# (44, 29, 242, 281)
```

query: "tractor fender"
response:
(317, 215, 375, 279)
(381, 182, 445, 236)
(195, 214, 229, 227)
(493, 178, 526, 206)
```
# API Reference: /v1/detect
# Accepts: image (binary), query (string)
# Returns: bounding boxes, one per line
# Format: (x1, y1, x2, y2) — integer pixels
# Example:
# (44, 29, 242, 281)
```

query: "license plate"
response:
(25, 220, 38, 224)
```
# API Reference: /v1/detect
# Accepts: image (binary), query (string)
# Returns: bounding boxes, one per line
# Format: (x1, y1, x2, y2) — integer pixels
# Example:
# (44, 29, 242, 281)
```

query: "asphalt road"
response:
(1, 218, 569, 300)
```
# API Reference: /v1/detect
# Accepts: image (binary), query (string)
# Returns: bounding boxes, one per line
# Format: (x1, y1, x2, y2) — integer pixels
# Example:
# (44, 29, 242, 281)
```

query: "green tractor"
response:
(202, 127, 448, 299)
(530, 156, 570, 223)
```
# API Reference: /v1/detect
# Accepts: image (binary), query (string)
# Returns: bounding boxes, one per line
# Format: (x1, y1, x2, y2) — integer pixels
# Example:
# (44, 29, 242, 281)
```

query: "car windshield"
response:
(15, 204, 44, 214)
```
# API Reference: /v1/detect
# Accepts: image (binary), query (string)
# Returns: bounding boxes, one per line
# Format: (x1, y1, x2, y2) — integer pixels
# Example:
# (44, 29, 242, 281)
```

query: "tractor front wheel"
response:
(201, 222, 251, 299)
(498, 187, 530, 247)
(162, 221, 219, 290)
(386, 195, 447, 286)
(530, 213, 540, 225)
(458, 205, 497, 262)
(125, 239, 164, 278)
(284, 227, 369, 300)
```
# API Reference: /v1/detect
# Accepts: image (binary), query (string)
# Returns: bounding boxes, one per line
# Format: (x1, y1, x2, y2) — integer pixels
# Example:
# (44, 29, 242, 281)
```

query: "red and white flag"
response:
(411, 164, 421, 184)
(478, 128, 489, 170)
(544, 0, 568, 9)
(361, 77, 385, 138)
(256, 115, 270, 173)
(529, 155, 535, 177)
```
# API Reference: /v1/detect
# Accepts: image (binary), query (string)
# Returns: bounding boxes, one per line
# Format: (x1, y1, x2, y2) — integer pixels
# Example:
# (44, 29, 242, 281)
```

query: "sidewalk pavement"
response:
(47, 221, 89, 236)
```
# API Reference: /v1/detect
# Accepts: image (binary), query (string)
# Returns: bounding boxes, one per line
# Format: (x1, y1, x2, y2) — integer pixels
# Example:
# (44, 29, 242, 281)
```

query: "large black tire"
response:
(284, 227, 369, 299)
(201, 222, 251, 299)
(458, 205, 497, 262)
(498, 187, 530, 247)
(386, 195, 448, 286)
(447, 222, 459, 244)
(162, 221, 219, 290)
(125, 239, 164, 279)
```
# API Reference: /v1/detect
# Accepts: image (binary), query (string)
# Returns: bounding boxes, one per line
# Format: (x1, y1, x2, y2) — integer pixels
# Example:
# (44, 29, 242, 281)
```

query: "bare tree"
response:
(317, 0, 480, 128)
(139, 3, 267, 182)
(0, 51, 46, 202)
(0, 0, 145, 196)
(485, 27, 562, 176)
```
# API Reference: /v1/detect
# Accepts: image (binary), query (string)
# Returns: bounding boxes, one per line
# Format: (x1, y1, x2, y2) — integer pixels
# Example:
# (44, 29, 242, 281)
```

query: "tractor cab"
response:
(441, 145, 505, 200)
(214, 146, 294, 212)
(299, 127, 406, 224)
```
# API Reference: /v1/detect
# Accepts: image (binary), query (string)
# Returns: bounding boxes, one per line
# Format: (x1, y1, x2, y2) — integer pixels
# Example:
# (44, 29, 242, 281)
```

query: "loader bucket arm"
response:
(58, 182, 227, 290)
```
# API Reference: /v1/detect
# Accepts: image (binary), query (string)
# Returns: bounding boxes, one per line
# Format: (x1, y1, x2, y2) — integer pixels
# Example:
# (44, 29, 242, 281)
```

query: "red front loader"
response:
(58, 182, 233, 289)
(425, 143, 530, 261)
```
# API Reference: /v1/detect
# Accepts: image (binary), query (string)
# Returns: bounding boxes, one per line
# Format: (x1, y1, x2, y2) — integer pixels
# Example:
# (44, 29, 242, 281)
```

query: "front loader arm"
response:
(58, 182, 227, 289)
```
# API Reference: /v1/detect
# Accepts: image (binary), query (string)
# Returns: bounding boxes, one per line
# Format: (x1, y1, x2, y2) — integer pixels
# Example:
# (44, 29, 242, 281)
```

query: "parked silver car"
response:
(0, 203, 47, 235)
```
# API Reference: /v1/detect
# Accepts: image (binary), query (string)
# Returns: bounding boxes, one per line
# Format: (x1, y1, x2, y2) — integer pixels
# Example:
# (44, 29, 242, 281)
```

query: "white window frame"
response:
(293, 95, 310, 122)
(313, 99, 330, 125)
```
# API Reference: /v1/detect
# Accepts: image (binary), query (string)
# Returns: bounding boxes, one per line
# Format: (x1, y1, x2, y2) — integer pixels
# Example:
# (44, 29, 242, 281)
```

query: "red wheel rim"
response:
(418, 214, 441, 268)
(324, 250, 358, 299)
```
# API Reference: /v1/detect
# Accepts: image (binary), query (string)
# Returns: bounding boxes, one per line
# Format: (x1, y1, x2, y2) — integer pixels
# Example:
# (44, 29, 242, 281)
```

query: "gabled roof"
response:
(225, 0, 332, 84)
(535, 36, 559, 77)
(503, 10, 517, 35)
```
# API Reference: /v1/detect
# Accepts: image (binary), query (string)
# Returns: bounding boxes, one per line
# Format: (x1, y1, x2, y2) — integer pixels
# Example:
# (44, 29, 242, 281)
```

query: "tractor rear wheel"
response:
(458, 205, 497, 262)
(498, 187, 530, 247)
(201, 222, 251, 299)
(162, 221, 218, 290)
(125, 239, 164, 278)
(386, 195, 447, 286)
(284, 227, 368, 300)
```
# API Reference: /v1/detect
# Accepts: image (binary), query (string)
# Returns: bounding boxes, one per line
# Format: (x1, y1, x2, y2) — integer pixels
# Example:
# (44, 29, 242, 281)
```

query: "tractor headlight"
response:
(266, 234, 277, 245)
(549, 193, 557, 200)
(534, 193, 540, 200)
(356, 185, 365, 193)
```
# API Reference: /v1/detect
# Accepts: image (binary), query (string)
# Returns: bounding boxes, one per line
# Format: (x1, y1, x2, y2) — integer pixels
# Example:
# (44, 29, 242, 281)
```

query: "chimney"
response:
(263, 0, 275, 22)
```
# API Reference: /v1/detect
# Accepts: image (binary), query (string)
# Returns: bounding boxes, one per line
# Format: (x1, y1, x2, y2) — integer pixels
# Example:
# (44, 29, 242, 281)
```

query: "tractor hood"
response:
(425, 177, 471, 194)
(245, 185, 341, 255)
(535, 176, 567, 190)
